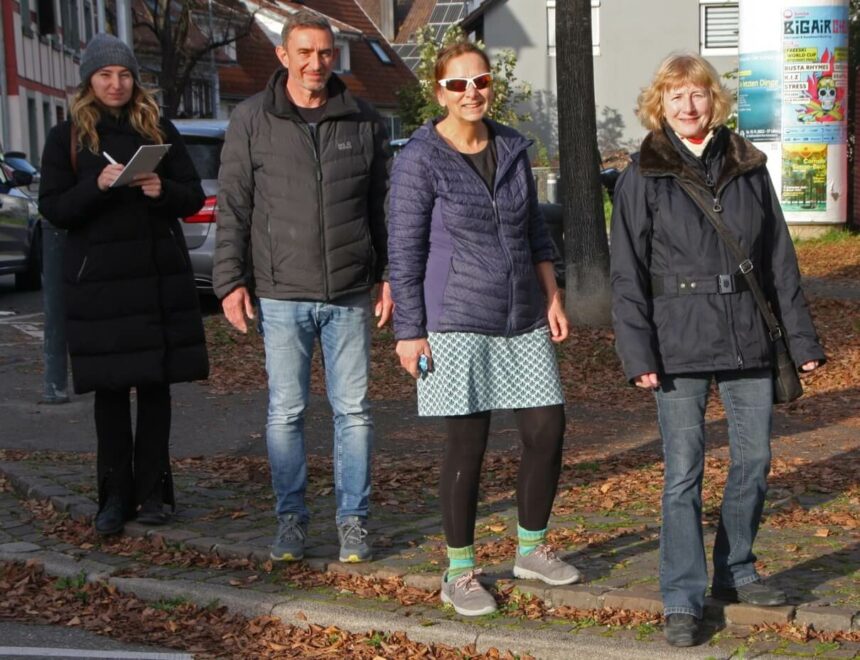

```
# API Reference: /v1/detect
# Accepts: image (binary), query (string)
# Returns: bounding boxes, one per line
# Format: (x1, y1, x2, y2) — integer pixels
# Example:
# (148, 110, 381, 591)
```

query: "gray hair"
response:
(281, 9, 333, 44)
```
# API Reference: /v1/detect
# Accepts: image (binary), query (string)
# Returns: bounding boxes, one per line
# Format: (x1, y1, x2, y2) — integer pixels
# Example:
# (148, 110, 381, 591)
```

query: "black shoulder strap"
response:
(674, 178, 783, 340)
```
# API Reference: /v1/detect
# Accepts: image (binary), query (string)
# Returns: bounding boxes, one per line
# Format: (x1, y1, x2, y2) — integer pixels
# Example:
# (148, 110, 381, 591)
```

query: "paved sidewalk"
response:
(1, 400, 858, 659)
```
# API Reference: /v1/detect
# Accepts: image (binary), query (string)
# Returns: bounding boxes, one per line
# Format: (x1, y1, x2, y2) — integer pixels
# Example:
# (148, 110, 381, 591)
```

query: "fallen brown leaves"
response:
(0, 561, 506, 659)
(753, 621, 860, 644)
(24, 498, 259, 572)
(795, 233, 860, 280)
(201, 237, 860, 427)
(277, 563, 438, 607)
(496, 582, 662, 627)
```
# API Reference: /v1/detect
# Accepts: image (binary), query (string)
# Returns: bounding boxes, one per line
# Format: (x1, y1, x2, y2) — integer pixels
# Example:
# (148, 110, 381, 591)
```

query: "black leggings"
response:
(440, 404, 565, 548)
(94, 384, 173, 511)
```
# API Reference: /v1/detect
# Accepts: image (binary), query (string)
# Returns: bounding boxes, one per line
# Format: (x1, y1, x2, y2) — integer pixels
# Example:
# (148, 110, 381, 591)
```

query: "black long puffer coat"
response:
(610, 125, 826, 382)
(39, 114, 209, 394)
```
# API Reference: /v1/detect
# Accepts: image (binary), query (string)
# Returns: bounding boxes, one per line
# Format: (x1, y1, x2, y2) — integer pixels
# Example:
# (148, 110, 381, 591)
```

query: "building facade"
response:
(464, 0, 739, 156)
(1, 0, 98, 164)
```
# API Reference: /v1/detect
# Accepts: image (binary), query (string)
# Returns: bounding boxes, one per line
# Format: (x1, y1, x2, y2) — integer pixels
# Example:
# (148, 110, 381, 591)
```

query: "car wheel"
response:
(15, 226, 42, 291)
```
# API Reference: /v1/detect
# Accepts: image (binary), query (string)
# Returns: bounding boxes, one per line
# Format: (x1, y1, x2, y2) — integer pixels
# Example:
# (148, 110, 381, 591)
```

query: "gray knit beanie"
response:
(80, 33, 140, 85)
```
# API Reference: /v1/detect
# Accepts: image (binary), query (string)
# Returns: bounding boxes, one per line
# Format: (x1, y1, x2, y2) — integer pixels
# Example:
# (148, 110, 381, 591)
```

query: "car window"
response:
(182, 137, 223, 180)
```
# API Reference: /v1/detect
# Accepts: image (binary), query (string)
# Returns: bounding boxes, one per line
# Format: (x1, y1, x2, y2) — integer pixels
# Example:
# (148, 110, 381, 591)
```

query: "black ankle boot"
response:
(94, 493, 125, 535)
(137, 495, 170, 525)
(664, 613, 700, 647)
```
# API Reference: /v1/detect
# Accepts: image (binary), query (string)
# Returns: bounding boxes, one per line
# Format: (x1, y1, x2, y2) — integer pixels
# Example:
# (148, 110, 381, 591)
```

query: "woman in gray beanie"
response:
(38, 33, 209, 536)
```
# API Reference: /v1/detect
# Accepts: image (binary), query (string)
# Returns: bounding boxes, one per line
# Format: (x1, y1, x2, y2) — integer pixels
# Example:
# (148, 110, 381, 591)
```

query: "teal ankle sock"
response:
(517, 524, 547, 556)
(446, 544, 475, 581)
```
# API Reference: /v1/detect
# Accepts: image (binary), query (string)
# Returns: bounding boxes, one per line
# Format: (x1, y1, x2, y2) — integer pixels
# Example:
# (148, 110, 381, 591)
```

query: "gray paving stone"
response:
(602, 588, 663, 614)
(403, 573, 439, 592)
(795, 604, 858, 632)
(0, 541, 40, 553)
(183, 536, 222, 553)
(724, 603, 795, 625)
(151, 528, 201, 544)
(545, 585, 606, 610)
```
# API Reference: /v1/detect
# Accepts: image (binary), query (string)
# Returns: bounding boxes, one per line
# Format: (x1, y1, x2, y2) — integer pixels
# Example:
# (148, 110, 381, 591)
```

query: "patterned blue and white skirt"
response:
(416, 326, 565, 417)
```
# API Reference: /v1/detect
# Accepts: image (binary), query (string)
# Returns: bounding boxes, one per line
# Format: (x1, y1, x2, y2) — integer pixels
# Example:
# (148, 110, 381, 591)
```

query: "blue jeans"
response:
(259, 293, 373, 525)
(654, 369, 772, 618)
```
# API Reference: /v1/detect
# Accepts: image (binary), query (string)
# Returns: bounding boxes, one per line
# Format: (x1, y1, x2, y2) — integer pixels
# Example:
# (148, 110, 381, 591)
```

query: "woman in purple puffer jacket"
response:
(388, 41, 580, 617)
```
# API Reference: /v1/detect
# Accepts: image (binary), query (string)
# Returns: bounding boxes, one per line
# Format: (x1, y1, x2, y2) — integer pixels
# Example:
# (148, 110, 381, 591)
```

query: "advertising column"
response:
(738, 0, 848, 226)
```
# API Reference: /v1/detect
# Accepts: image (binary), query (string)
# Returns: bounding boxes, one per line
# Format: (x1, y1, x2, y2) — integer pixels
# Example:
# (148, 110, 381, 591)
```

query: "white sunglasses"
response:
(437, 73, 493, 92)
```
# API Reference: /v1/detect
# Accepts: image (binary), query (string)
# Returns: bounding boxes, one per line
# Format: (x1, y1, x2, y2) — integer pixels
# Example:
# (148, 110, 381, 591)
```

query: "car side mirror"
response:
(11, 170, 33, 187)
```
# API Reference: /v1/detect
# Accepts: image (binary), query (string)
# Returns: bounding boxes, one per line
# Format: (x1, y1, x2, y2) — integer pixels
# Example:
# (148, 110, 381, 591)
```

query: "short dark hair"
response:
(281, 9, 334, 45)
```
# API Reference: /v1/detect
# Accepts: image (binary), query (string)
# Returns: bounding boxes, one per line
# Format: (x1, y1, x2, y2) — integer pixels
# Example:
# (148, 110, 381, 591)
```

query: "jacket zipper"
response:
(466, 142, 524, 337)
(75, 256, 88, 283)
(700, 170, 744, 369)
(302, 122, 328, 300)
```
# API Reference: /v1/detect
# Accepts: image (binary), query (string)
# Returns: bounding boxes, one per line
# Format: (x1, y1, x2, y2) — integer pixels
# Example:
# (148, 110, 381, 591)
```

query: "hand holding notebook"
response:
(104, 144, 171, 188)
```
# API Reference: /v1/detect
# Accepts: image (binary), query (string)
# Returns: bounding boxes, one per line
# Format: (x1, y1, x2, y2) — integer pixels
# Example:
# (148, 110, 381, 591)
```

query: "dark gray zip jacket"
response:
(214, 70, 391, 301)
(610, 126, 825, 382)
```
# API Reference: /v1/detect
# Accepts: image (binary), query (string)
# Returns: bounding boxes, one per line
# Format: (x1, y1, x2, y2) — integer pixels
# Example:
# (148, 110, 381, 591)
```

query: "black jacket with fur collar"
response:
(609, 125, 825, 381)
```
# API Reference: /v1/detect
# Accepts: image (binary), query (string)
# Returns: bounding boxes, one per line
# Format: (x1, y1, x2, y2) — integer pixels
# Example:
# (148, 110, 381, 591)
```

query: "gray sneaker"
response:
(513, 544, 581, 585)
(270, 514, 307, 562)
(439, 569, 498, 616)
(338, 516, 372, 563)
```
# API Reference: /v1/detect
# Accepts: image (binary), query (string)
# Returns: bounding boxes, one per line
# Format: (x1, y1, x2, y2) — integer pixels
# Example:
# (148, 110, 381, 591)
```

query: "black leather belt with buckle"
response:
(650, 274, 750, 297)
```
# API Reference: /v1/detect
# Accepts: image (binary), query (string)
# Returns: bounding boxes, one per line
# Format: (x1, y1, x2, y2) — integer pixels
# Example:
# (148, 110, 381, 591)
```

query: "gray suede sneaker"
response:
(439, 569, 498, 616)
(513, 544, 582, 585)
(270, 514, 307, 562)
(338, 516, 372, 563)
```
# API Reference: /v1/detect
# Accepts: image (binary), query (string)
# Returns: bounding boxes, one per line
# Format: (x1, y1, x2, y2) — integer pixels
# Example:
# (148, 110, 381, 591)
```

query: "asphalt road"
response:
(0, 621, 189, 659)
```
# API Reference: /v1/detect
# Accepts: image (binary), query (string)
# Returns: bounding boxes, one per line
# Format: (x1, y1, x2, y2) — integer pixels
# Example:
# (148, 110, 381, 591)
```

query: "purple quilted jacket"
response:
(388, 119, 556, 340)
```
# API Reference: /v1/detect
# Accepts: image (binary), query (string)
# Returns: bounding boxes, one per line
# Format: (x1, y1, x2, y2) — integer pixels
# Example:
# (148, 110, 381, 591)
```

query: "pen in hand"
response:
(103, 151, 119, 165)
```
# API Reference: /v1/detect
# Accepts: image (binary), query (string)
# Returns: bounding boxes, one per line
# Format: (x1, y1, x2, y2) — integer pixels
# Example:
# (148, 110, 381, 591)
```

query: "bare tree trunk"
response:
(557, 0, 611, 326)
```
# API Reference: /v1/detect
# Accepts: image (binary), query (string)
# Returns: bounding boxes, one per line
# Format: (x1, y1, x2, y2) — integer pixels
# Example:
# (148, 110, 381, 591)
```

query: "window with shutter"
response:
(700, 1, 739, 56)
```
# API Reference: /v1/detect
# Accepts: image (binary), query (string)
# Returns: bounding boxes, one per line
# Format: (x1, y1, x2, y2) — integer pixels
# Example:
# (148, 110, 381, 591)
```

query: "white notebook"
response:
(110, 144, 172, 188)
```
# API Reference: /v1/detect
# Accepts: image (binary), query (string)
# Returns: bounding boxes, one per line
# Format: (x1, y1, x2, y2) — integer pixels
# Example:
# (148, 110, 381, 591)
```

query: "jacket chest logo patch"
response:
(337, 140, 353, 151)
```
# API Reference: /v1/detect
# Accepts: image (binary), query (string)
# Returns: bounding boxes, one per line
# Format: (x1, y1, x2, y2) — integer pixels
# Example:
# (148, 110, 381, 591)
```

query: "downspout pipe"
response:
(0, 1, 10, 148)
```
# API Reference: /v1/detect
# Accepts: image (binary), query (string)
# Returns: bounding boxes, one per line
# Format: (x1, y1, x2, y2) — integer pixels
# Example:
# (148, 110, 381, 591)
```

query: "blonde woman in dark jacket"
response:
(39, 34, 207, 537)
(610, 53, 825, 647)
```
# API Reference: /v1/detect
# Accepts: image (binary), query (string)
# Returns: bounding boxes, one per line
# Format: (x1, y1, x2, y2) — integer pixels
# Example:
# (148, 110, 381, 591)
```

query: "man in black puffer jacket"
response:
(214, 10, 392, 566)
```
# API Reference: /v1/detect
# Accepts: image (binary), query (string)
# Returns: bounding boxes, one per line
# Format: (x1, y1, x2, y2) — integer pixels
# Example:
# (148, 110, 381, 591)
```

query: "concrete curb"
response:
(0, 550, 644, 659)
(3, 460, 859, 637)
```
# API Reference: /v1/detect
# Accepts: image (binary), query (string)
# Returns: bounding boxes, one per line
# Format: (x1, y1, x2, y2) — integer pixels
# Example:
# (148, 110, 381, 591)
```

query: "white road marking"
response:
(0, 312, 44, 323)
(10, 324, 43, 340)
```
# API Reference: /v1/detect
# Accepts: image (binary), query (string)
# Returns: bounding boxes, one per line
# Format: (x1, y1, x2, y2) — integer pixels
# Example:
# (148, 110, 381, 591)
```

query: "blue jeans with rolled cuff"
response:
(258, 293, 373, 526)
(654, 369, 772, 618)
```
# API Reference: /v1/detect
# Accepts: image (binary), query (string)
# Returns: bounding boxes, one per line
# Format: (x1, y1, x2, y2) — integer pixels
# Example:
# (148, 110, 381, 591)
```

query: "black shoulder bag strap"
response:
(673, 178, 783, 341)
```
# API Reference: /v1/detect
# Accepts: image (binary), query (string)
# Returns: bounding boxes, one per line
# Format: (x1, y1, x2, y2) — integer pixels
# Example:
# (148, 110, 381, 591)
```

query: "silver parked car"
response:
(0, 156, 41, 290)
(173, 119, 228, 293)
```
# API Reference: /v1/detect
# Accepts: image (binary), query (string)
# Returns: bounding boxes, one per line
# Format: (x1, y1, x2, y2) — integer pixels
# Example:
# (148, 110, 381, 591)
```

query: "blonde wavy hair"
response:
(70, 80, 165, 153)
(636, 53, 733, 132)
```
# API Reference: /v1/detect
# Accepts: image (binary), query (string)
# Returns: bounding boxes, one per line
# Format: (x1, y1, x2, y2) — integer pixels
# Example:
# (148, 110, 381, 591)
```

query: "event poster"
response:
(781, 144, 828, 212)
(782, 5, 849, 143)
(738, 52, 781, 141)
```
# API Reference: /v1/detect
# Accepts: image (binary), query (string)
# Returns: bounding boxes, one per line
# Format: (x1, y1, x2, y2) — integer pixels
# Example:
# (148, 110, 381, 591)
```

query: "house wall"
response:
(478, 0, 738, 157)
(2, 0, 90, 164)
(594, 0, 736, 151)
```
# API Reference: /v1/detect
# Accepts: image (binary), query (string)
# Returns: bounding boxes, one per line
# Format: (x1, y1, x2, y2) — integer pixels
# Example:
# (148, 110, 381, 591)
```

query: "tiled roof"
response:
(220, 0, 415, 109)
(394, 0, 436, 43)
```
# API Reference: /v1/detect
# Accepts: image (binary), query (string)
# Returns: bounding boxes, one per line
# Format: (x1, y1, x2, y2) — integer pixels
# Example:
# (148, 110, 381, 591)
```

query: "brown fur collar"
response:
(638, 126, 766, 190)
